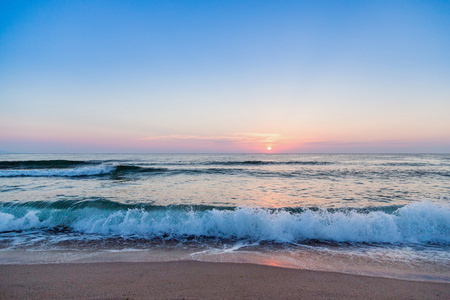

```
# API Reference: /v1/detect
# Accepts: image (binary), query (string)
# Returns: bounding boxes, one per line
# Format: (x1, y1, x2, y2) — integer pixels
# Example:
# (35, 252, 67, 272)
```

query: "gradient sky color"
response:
(1, 0, 449, 153)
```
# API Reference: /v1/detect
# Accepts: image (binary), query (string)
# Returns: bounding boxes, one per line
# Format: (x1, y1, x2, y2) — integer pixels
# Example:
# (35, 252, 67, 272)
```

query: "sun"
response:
(267, 146, 272, 151)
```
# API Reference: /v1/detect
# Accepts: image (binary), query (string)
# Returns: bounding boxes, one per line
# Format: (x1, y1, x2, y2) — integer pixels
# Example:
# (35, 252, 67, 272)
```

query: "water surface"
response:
(1, 154, 449, 281)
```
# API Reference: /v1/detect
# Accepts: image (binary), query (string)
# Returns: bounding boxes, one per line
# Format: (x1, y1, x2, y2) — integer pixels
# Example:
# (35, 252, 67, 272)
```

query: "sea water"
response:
(0, 154, 449, 281)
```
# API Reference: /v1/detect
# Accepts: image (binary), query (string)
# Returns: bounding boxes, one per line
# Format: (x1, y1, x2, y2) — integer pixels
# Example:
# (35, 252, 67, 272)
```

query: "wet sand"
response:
(0, 261, 448, 299)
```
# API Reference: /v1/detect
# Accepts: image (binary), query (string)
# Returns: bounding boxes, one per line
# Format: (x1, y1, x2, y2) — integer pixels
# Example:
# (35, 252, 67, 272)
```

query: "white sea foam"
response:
(0, 200, 448, 244)
(0, 211, 51, 232)
(0, 165, 115, 177)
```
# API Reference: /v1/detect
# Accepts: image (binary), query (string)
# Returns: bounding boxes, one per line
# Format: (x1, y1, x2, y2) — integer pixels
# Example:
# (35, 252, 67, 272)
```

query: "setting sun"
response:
(267, 146, 272, 151)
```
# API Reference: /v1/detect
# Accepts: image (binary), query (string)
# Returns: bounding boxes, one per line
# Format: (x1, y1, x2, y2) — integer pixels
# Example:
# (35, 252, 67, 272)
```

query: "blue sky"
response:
(1, 0, 449, 153)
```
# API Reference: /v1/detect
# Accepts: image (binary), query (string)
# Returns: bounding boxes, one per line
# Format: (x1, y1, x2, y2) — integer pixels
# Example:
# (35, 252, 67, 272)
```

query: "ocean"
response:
(0, 153, 449, 281)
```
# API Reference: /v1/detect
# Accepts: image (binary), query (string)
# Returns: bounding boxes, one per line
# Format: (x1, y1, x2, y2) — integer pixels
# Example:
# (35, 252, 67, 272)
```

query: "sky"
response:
(1, 0, 449, 153)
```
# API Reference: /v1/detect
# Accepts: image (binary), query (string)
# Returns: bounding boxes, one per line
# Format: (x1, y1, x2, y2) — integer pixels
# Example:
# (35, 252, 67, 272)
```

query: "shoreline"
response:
(1, 261, 448, 299)
(1, 247, 448, 283)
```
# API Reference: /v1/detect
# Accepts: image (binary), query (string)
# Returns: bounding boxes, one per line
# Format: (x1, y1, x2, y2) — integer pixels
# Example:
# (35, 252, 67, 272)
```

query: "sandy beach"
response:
(0, 261, 448, 299)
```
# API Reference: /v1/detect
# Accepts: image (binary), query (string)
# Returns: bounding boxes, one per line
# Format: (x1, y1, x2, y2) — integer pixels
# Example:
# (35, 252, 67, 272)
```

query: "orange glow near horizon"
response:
(3, 127, 450, 153)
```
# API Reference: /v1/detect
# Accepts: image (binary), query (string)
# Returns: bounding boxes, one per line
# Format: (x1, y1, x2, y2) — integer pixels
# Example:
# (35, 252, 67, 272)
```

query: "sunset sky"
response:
(1, 0, 449, 153)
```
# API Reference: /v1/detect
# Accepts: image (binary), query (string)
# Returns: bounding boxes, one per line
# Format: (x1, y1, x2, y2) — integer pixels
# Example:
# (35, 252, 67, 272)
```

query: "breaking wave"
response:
(0, 165, 115, 177)
(0, 200, 448, 244)
(0, 159, 331, 177)
(1, 159, 448, 179)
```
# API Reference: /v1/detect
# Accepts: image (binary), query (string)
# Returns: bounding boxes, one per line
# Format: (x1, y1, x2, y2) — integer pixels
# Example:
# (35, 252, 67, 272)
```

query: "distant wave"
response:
(0, 160, 96, 169)
(0, 159, 448, 178)
(0, 165, 115, 177)
(205, 160, 332, 166)
(1, 200, 448, 244)
(140, 160, 333, 166)
(1, 165, 449, 178)
(0, 164, 240, 177)
(0, 159, 332, 169)
(115, 165, 168, 174)
(378, 162, 430, 167)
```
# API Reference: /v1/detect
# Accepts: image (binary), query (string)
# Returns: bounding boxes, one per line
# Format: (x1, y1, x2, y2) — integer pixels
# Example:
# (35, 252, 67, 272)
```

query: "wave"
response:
(0, 159, 448, 178)
(205, 160, 332, 166)
(0, 200, 448, 244)
(0, 165, 240, 178)
(379, 162, 429, 167)
(0, 159, 332, 169)
(1, 164, 448, 178)
(0, 159, 331, 178)
(0, 165, 115, 177)
(115, 165, 168, 174)
(0, 160, 96, 169)
(138, 160, 333, 166)
(0, 198, 403, 213)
